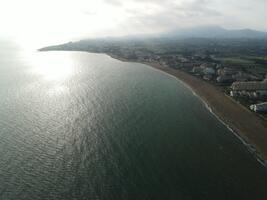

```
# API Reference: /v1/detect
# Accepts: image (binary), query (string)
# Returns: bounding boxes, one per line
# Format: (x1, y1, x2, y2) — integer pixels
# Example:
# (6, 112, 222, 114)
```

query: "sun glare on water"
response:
(27, 51, 74, 82)
(22, 50, 76, 96)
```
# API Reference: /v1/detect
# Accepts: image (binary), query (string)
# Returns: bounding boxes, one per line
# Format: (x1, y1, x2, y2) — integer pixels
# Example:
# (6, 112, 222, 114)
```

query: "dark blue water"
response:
(0, 40, 267, 200)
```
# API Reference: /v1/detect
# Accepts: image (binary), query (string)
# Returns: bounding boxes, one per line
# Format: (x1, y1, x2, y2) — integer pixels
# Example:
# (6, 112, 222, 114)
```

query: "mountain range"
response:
(163, 26, 267, 39)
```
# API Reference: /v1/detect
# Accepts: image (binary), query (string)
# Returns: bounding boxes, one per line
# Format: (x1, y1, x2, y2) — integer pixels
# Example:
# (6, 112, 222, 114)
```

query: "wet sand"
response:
(109, 55, 267, 165)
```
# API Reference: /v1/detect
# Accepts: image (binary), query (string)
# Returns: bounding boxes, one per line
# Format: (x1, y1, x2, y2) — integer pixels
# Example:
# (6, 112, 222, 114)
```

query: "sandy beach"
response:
(109, 54, 267, 165)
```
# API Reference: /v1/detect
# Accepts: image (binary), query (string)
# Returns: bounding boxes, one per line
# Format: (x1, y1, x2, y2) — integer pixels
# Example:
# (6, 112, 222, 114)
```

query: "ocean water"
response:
(0, 40, 267, 200)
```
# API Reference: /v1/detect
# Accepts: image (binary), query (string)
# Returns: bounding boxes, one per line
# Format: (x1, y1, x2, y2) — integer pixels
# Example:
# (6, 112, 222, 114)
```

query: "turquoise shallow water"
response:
(0, 40, 267, 200)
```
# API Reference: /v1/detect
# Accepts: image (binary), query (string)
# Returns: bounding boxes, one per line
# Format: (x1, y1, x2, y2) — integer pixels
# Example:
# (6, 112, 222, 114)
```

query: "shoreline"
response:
(39, 49, 267, 166)
(107, 53, 267, 166)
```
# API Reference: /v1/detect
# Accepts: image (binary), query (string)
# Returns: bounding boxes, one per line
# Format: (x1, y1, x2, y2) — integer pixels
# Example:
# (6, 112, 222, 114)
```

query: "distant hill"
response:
(39, 26, 267, 52)
(164, 26, 267, 39)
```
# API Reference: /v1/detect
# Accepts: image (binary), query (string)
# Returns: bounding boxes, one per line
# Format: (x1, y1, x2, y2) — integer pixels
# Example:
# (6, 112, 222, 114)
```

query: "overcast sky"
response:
(1, 0, 267, 47)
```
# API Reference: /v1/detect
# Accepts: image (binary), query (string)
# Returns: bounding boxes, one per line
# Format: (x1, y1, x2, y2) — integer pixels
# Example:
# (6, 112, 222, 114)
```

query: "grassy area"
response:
(214, 56, 267, 73)
(215, 57, 254, 66)
(245, 56, 267, 61)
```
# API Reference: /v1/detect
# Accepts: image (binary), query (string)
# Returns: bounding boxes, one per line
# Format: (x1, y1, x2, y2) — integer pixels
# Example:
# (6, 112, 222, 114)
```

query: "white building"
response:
(203, 67, 216, 75)
(230, 81, 267, 99)
(250, 102, 267, 113)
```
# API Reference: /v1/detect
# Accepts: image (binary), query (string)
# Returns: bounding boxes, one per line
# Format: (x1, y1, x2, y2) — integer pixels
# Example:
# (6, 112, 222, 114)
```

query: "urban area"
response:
(41, 38, 267, 118)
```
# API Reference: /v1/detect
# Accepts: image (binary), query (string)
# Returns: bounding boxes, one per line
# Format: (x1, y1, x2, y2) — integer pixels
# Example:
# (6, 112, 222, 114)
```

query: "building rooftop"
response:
(231, 81, 267, 91)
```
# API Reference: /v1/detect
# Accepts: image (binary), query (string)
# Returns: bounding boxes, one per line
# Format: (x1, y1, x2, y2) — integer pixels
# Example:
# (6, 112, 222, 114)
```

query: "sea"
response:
(0, 40, 267, 200)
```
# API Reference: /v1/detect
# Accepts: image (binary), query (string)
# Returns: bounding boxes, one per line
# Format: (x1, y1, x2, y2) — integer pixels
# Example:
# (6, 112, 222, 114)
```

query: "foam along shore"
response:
(108, 54, 267, 166)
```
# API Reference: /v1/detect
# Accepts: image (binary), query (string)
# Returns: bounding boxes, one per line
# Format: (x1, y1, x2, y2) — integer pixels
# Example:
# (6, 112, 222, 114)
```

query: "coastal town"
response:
(40, 38, 267, 119)
(114, 50, 267, 117)
(4, 0, 267, 198)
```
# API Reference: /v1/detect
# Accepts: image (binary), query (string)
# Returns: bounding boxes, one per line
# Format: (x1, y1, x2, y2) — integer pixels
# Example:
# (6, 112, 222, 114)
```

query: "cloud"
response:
(111, 0, 223, 34)
(1, 0, 267, 46)
(102, 0, 123, 6)
(103, 0, 267, 34)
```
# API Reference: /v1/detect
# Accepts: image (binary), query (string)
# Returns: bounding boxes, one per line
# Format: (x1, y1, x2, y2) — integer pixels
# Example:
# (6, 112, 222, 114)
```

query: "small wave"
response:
(197, 92, 267, 167)
(144, 65, 267, 167)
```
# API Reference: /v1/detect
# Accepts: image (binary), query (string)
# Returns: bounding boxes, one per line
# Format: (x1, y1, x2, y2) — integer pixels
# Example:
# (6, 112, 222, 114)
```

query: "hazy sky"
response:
(1, 0, 267, 47)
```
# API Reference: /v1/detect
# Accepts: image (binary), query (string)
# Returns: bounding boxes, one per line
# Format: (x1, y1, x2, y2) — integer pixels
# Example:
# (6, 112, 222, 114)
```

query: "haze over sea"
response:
(0, 40, 267, 200)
